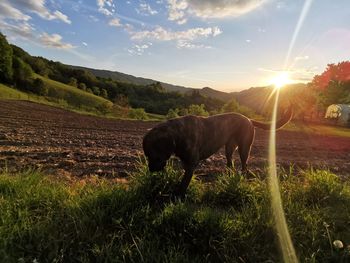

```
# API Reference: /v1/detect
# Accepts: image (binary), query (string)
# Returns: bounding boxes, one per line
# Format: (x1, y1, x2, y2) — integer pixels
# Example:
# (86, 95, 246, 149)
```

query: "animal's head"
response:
(142, 126, 175, 172)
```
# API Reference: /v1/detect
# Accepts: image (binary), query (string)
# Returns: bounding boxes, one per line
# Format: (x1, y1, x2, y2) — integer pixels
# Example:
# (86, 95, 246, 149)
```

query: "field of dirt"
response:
(1, 100, 350, 180)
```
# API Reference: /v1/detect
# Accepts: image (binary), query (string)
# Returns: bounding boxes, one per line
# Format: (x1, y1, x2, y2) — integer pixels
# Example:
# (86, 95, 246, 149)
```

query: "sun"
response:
(270, 71, 292, 89)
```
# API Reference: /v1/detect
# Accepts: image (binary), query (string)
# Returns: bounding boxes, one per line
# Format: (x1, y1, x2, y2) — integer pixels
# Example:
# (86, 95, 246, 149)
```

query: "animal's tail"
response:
(251, 107, 293, 130)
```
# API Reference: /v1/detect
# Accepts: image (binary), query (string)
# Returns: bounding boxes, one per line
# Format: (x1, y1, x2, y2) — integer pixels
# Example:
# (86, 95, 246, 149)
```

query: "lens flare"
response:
(270, 71, 291, 89)
(269, 89, 298, 263)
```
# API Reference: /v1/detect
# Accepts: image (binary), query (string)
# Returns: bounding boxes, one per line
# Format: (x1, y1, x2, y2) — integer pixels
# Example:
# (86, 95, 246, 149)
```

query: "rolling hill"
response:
(71, 65, 193, 94)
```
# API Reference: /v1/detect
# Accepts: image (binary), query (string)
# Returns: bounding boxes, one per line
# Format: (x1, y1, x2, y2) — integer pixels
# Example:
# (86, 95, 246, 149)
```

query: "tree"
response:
(30, 57, 49, 76)
(92, 86, 100, 96)
(311, 61, 350, 90)
(166, 108, 179, 119)
(128, 108, 148, 120)
(0, 33, 13, 83)
(100, 88, 108, 98)
(78, 82, 87, 91)
(222, 98, 239, 113)
(68, 77, 78, 87)
(31, 78, 48, 96)
(187, 104, 209, 116)
(12, 56, 33, 88)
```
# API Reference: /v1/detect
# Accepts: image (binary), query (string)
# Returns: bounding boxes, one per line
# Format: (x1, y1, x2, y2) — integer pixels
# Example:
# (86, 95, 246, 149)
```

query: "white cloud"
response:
(9, 0, 71, 24)
(246, 39, 251, 43)
(0, 1, 31, 21)
(53, 10, 71, 24)
(82, 42, 88, 46)
(89, 15, 99, 22)
(129, 26, 222, 50)
(39, 32, 75, 49)
(97, 0, 115, 16)
(0, 20, 35, 40)
(136, 3, 158, 16)
(0, 18, 75, 50)
(109, 17, 121, 27)
(167, 0, 188, 24)
(130, 26, 222, 41)
(176, 40, 211, 49)
(295, 55, 309, 61)
(167, 0, 268, 24)
(127, 43, 152, 56)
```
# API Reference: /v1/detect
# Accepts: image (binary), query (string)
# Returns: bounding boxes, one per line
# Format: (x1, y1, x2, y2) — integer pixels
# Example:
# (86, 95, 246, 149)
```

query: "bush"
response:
(12, 56, 33, 89)
(96, 101, 113, 115)
(78, 82, 86, 91)
(128, 108, 148, 120)
(166, 108, 179, 119)
(187, 104, 209, 116)
(31, 78, 48, 96)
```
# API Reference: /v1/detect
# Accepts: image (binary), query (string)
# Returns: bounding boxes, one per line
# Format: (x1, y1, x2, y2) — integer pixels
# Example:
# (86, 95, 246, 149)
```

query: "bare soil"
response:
(1, 100, 349, 179)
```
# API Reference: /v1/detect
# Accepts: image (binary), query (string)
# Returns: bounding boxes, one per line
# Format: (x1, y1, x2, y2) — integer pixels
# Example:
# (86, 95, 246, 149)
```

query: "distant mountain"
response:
(71, 65, 193, 94)
(231, 83, 307, 113)
(71, 65, 242, 102)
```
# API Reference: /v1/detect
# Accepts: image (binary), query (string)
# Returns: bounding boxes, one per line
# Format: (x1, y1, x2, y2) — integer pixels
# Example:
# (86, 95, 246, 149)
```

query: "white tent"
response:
(325, 104, 350, 126)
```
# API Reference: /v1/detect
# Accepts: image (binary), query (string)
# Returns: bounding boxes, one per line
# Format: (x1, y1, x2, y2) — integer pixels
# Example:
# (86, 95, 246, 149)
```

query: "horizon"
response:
(1, 0, 349, 92)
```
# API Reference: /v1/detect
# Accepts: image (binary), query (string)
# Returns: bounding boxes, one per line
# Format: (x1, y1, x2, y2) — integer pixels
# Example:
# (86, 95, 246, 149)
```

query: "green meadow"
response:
(0, 162, 349, 262)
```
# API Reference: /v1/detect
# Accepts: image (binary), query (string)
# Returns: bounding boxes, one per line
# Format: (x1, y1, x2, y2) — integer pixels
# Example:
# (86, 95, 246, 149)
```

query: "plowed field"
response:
(1, 100, 349, 179)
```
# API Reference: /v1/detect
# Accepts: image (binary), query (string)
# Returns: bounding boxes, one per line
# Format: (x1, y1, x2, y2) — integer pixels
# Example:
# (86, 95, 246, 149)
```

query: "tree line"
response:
(0, 32, 228, 116)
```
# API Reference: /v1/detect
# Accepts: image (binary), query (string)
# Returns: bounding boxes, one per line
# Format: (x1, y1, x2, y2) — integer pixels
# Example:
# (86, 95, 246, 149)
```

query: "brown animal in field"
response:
(142, 109, 292, 196)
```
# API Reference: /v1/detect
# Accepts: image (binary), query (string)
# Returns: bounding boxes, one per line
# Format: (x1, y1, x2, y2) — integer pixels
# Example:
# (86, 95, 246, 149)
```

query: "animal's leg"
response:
(176, 166, 195, 197)
(225, 143, 237, 168)
(238, 144, 252, 172)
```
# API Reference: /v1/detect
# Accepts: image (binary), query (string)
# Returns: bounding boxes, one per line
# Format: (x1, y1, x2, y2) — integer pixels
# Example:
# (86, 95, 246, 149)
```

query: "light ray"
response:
(268, 1, 314, 262)
(268, 90, 298, 263)
(284, 0, 314, 69)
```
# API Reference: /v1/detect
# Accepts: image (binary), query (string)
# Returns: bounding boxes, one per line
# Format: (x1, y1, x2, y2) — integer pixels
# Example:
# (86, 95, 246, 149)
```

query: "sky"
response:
(0, 0, 349, 92)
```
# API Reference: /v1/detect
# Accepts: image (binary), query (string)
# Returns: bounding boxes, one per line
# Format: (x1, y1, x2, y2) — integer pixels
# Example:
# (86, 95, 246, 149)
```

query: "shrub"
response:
(187, 104, 209, 116)
(166, 108, 179, 119)
(31, 78, 48, 96)
(96, 101, 113, 115)
(78, 82, 87, 91)
(128, 108, 148, 120)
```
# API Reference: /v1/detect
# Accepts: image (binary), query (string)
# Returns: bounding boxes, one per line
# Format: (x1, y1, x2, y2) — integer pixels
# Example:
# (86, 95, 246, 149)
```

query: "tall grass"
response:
(0, 164, 349, 262)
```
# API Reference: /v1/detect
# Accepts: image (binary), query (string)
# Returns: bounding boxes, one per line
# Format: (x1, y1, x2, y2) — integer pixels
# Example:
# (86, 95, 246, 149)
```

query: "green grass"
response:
(0, 81, 163, 121)
(36, 75, 113, 112)
(285, 122, 350, 138)
(1, 163, 350, 262)
(0, 80, 112, 117)
(0, 83, 47, 102)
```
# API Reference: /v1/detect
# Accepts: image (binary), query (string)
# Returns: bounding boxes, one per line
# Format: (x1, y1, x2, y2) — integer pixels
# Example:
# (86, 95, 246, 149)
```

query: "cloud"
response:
(130, 26, 222, 41)
(167, 0, 268, 24)
(39, 33, 76, 49)
(52, 10, 71, 24)
(167, 0, 188, 24)
(127, 43, 152, 56)
(82, 42, 88, 46)
(9, 0, 71, 23)
(176, 40, 211, 49)
(109, 17, 121, 27)
(97, 0, 115, 16)
(128, 25, 221, 50)
(295, 55, 309, 61)
(136, 3, 158, 16)
(0, 20, 35, 40)
(0, 19, 75, 50)
(0, 1, 31, 21)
